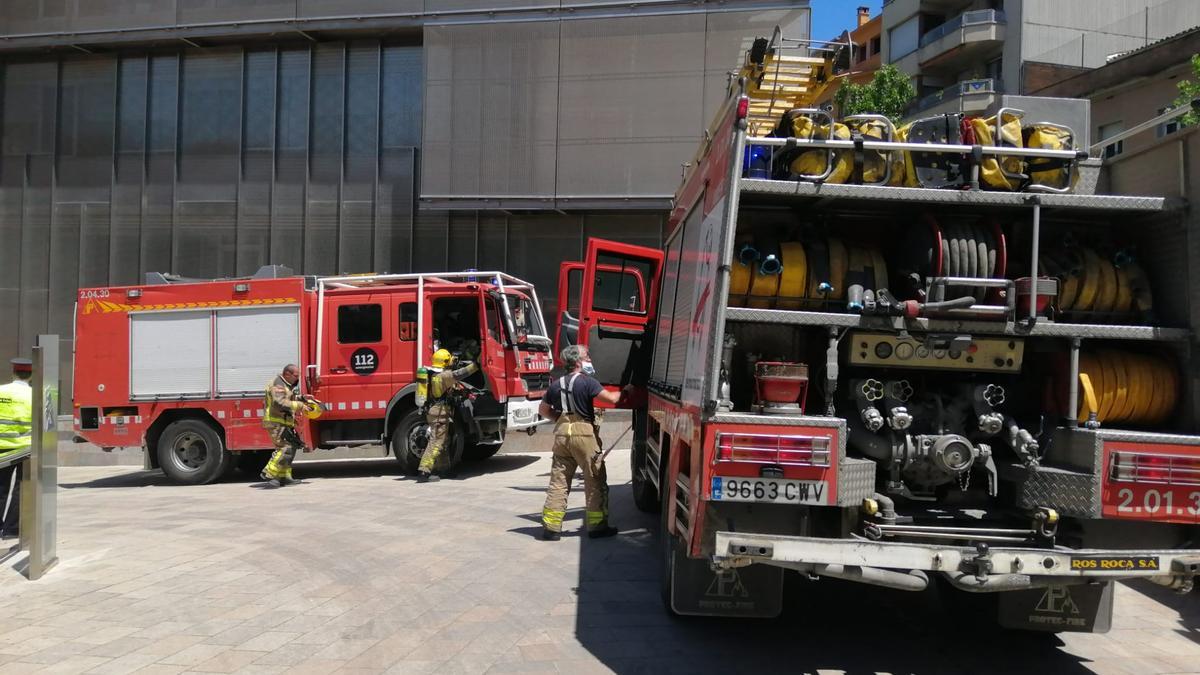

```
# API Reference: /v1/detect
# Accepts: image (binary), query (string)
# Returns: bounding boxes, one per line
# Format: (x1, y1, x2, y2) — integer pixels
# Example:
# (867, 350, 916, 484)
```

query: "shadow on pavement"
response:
(1126, 578, 1200, 645)
(570, 482, 1096, 674)
(61, 453, 541, 489)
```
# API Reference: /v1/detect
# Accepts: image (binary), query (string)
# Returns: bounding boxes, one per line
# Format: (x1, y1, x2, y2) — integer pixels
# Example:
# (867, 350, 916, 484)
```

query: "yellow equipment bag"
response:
(1024, 124, 1076, 191)
(970, 112, 1025, 191)
(786, 116, 853, 183)
(848, 118, 905, 186)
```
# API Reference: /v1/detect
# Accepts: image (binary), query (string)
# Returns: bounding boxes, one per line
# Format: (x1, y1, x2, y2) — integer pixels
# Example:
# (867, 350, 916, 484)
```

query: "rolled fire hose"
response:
(1074, 349, 1177, 425)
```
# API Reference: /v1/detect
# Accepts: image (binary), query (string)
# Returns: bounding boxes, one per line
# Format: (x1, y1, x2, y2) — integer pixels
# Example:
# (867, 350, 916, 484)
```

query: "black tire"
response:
(157, 419, 230, 485)
(390, 406, 464, 475)
(464, 443, 501, 461)
(235, 450, 272, 478)
(631, 437, 660, 513)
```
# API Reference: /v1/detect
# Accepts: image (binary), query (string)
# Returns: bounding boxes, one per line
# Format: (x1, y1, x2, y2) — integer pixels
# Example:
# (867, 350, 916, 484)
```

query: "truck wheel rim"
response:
(171, 432, 208, 472)
(407, 423, 430, 458)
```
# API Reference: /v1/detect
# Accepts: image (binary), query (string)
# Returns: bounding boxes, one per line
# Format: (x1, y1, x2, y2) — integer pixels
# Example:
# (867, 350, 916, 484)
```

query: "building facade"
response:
(0, 1, 810, 406)
(814, 6, 883, 110)
(881, 0, 1200, 117)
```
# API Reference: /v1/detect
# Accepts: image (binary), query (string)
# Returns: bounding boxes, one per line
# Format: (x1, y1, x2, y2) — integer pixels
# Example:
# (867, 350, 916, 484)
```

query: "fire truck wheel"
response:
(157, 419, 230, 485)
(391, 406, 467, 475)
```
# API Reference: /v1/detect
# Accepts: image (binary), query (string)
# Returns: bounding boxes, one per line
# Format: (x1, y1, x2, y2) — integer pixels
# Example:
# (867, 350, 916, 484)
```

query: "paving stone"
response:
(3, 453, 1200, 675)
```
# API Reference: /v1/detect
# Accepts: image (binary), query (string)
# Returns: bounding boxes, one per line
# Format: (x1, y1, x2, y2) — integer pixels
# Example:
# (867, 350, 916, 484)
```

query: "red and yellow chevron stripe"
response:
(84, 297, 297, 314)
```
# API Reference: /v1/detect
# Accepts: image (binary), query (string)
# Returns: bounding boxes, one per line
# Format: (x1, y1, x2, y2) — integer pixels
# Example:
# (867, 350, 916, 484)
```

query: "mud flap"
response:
(997, 582, 1114, 633)
(669, 548, 783, 618)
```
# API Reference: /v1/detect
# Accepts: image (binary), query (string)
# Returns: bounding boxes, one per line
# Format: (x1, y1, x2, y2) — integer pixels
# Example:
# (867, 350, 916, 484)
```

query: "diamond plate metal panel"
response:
(723, 308, 1191, 342)
(837, 457, 876, 506)
(1016, 466, 1101, 518)
(738, 179, 1166, 212)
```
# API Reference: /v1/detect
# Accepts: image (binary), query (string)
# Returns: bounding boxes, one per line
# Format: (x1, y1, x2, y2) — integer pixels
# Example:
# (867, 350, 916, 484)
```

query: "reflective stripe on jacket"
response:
(263, 375, 301, 427)
(0, 380, 32, 458)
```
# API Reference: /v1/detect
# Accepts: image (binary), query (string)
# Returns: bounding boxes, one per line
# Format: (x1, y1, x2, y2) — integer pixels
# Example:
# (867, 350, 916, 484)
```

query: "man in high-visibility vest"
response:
(415, 349, 478, 483)
(261, 364, 309, 488)
(0, 358, 33, 539)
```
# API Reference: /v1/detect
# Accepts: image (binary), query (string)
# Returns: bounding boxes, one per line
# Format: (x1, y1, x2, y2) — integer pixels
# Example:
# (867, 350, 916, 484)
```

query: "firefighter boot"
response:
(587, 525, 619, 539)
(541, 527, 561, 541)
(417, 471, 441, 483)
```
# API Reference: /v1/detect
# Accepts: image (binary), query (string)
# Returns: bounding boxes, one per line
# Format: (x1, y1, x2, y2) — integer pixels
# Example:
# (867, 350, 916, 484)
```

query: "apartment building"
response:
(882, 0, 1200, 116)
(814, 6, 883, 109)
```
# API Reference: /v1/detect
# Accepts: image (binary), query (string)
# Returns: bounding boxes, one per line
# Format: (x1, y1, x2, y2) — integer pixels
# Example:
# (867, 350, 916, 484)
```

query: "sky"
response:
(809, 0, 884, 43)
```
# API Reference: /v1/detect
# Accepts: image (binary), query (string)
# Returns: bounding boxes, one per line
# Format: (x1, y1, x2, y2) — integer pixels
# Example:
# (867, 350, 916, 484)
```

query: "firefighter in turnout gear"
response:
(261, 364, 312, 488)
(415, 348, 478, 482)
(0, 358, 32, 540)
(539, 345, 622, 541)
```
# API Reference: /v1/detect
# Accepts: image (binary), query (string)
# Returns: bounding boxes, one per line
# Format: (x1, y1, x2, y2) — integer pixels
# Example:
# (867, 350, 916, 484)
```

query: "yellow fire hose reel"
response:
(1074, 350, 1177, 426)
(729, 237, 886, 309)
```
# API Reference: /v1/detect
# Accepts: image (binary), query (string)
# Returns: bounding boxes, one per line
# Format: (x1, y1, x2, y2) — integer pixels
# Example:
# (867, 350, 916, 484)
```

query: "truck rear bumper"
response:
(714, 531, 1200, 589)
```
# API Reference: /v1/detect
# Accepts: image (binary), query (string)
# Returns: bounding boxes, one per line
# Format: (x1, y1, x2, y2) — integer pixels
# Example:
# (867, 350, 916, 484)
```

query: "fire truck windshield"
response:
(505, 294, 548, 347)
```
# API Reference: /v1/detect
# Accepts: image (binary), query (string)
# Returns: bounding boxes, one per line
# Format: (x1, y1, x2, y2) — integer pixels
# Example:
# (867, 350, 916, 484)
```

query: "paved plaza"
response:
(1, 441, 1199, 674)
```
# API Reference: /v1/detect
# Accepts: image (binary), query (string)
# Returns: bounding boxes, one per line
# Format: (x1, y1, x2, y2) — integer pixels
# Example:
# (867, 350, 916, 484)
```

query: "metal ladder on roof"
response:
(737, 26, 846, 137)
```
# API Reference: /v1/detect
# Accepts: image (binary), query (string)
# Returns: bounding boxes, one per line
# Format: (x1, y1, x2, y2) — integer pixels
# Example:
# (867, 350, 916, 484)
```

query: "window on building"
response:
(1098, 122, 1124, 159)
(338, 304, 382, 344)
(870, 36, 881, 56)
(1157, 106, 1181, 138)
(889, 16, 920, 61)
(985, 57, 1003, 82)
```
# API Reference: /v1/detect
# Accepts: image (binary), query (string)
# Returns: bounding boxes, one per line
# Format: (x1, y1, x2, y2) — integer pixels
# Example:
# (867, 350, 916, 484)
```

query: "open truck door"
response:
(558, 238, 663, 395)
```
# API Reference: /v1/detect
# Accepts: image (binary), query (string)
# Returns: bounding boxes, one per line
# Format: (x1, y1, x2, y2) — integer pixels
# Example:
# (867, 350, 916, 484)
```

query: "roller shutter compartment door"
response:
(215, 308, 301, 396)
(130, 311, 212, 398)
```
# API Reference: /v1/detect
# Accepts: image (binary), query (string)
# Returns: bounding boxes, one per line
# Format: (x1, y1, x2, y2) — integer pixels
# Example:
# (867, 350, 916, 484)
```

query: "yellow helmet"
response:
(431, 349, 454, 369)
(303, 400, 324, 420)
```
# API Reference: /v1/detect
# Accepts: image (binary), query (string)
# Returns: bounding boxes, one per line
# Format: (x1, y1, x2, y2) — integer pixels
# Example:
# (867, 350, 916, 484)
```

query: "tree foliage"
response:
(833, 64, 917, 122)
(1172, 53, 1200, 127)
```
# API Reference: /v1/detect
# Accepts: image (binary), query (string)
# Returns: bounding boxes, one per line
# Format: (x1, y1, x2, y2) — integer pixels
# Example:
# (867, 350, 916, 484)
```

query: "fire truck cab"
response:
(73, 267, 553, 485)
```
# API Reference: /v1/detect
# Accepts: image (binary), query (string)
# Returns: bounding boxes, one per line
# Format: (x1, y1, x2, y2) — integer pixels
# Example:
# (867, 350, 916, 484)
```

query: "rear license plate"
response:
(711, 477, 828, 505)
(1069, 556, 1161, 572)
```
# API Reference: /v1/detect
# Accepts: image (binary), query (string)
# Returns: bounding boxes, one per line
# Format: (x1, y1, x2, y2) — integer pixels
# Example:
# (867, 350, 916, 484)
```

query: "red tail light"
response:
(1110, 451, 1200, 486)
(716, 433, 831, 467)
(736, 97, 749, 120)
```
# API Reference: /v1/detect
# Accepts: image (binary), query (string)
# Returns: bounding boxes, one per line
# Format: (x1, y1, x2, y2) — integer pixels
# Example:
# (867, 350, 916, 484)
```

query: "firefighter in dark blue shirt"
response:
(539, 345, 621, 541)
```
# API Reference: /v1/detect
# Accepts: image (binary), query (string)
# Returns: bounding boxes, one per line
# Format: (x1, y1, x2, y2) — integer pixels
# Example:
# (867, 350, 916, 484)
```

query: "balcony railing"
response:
(919, 9, 1006, 49)
(911, 78, 1004, 114)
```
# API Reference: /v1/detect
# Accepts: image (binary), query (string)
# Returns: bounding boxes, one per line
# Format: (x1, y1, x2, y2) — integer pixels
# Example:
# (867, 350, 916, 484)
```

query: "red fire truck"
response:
(556, 31, 1200, 629)
(73, 268, 553, 484)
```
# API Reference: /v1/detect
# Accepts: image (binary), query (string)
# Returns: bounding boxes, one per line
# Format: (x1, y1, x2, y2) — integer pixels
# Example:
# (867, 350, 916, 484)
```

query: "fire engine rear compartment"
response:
(707, 196, 1198, 543)
(641, 170, 1200, 625)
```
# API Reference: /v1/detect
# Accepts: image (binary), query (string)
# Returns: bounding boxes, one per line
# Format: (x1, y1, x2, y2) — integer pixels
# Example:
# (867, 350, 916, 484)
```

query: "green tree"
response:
(833, 64, 917, 122)
(1172, 53, 1200, 127)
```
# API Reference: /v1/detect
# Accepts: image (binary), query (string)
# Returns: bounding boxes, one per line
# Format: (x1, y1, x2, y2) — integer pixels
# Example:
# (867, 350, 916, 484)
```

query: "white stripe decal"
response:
(351, 402, 360, 410)
(365, 401, 373, 410)
(378, 401, 386, 409)
(243, 410, 251, 418)
(217, 411, 226, 419)
(135, 416, 143, 424)
(338, 402, 346, 411)
(256, 409, 265, 417)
